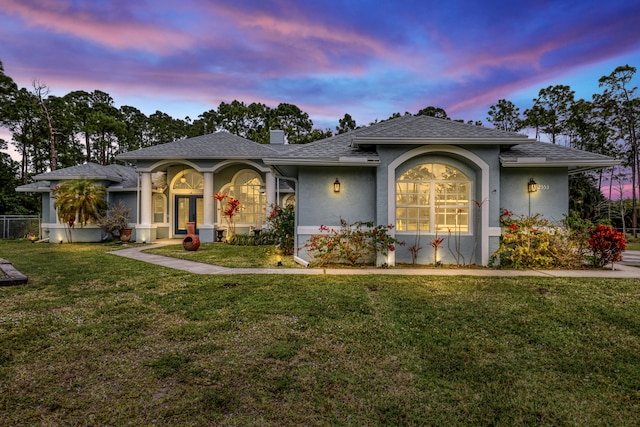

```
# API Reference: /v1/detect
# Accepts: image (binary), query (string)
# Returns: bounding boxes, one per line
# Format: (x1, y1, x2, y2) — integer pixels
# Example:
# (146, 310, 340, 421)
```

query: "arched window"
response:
(220, 170, 266, 225)
(152, 193, 167, 223)
(173, 170, 203, 190)
(396, 163, 470, 233)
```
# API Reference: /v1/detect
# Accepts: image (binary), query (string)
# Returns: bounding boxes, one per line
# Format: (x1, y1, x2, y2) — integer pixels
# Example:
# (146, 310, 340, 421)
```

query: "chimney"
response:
(270, 128, 285, 144)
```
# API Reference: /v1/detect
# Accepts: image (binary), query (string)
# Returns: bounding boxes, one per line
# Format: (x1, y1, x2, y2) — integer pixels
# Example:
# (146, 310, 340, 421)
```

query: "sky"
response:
(1, 0, 639, 145)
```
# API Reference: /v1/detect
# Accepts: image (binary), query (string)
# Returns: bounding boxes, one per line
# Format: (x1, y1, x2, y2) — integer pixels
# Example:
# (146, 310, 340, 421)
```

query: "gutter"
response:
(263, 158, 379, 167)
(267, 170, 306, 267)
(500, 159, 620, 169)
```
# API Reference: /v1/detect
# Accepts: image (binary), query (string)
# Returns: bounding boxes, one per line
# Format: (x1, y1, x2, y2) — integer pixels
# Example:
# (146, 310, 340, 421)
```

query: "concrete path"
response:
(109, 242, 640, 278)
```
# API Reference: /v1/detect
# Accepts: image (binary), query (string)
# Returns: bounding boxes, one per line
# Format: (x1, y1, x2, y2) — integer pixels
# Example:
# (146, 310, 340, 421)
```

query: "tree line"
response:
(0, 60, 638, 229)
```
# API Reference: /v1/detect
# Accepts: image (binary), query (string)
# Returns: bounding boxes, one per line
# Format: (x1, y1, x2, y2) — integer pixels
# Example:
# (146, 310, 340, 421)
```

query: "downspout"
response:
(136, 171, 141, 225)
(270, 173, 306, 267)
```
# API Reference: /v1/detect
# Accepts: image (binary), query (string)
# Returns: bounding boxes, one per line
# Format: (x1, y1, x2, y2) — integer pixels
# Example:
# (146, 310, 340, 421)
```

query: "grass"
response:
(145, 242, 302, 268)
(1, 240, 640, 426)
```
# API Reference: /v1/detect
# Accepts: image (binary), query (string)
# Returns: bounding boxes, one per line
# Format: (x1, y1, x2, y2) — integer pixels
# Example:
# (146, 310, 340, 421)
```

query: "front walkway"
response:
(109, 242, 640, 278)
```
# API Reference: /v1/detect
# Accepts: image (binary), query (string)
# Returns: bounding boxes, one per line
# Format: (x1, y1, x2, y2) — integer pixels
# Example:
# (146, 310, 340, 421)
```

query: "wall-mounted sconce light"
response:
(259, 185, 266, 194)
(527, 178, 537, 193)
(333, 178, 341, 193)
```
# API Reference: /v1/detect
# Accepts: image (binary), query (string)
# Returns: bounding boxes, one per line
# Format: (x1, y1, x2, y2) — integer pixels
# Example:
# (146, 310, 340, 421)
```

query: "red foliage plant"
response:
(588, 224, 626, 268)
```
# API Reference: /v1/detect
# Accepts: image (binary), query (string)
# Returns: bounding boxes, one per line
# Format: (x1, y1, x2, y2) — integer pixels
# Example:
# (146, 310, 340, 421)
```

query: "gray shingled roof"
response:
(117, 130, 279, 161)
(265, 114, 530, 164)
(500, 142, 620, 170)
(350, 114, 529, 143)
(18, 163, 139, 193)
(15, 181, 51, 193)
(32, 163, 134, 182)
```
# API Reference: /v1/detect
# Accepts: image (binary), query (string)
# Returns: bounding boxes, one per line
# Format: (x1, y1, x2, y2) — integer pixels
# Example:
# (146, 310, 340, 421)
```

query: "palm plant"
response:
(52, 179, 107, 242)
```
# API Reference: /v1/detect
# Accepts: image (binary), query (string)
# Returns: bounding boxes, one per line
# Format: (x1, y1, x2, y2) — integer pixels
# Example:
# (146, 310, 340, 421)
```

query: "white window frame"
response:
(395, 163, 471, 234)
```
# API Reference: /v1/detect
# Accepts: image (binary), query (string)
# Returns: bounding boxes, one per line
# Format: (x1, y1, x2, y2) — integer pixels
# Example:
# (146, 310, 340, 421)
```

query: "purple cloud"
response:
(0, 0, 638, 132)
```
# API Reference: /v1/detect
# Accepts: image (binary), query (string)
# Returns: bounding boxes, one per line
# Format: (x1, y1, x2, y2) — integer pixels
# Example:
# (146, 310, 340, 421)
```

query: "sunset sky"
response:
(1, 0, 639, 135)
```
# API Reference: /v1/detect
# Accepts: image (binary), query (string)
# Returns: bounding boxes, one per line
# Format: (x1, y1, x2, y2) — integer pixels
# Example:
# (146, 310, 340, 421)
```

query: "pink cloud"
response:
(200, 3, 403, 75)
(2, 0, 193, 54)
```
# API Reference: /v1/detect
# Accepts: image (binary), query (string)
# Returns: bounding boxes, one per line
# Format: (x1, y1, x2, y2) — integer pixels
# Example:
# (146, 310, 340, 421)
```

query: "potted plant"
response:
(99, 201, 132, 241)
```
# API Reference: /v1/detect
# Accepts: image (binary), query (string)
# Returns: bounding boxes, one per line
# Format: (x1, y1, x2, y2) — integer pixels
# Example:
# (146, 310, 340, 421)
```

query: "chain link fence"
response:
(1, 215, 41, 239)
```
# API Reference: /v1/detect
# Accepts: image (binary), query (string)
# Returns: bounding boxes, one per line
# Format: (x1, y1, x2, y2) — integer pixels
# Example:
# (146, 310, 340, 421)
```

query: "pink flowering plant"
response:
(303, 219, 404, 267)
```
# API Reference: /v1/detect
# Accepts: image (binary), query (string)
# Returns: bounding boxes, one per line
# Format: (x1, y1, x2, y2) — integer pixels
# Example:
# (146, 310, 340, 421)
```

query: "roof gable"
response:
(350, 115, 529, 145)
(266, 115, 530, 165)
(117, 130, 278, 161)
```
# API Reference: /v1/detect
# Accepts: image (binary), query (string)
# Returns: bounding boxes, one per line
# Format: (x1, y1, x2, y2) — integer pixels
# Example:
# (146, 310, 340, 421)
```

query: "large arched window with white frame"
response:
(395, 163, 471, 233)
(218, 170, 266, 226)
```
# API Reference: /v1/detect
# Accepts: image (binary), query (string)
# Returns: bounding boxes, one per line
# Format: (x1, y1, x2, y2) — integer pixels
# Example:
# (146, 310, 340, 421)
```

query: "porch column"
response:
(266, 171, 276, 212)
(137, 172, 155, 243)
(200, 171, 215, 243)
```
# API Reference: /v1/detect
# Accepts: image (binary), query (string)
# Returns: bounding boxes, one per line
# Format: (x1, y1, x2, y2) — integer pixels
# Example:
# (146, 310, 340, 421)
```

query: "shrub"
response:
(227, 233, 274, 246)
(303, 220, 403, 267)
(588, 224, 626, 268)
(492, 210, 585, 269)
(264, 204, 295, 255)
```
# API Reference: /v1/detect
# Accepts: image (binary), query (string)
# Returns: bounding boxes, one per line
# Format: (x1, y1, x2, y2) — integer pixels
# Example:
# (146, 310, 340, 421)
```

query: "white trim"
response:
(213, 159, 270, 173)
(387, 145, 491, 266)
(488, 226, 502, 237)
(138, 159, 201, 173)
(294, 256, 310, 267)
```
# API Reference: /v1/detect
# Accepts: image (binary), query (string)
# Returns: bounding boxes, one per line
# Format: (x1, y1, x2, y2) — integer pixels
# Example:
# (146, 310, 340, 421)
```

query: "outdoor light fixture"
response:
(527, 178, 537, 193)
(334, 178, 341, 193)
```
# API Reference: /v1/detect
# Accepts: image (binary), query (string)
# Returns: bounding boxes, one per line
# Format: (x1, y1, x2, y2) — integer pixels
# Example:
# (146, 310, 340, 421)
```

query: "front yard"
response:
(1, 240, 639, 426)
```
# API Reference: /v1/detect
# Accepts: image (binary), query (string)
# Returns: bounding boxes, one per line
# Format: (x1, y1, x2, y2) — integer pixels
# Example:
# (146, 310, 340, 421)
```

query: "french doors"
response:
(175, 195, 203, 234)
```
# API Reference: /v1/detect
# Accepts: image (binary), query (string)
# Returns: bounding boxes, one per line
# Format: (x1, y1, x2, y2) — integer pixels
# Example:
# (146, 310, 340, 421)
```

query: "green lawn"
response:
(1, 240, 640, 426)
(145, 242, 303, 268)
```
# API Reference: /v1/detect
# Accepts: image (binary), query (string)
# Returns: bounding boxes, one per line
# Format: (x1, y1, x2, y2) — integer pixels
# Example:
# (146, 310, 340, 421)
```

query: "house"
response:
(18, 115, 618, 266)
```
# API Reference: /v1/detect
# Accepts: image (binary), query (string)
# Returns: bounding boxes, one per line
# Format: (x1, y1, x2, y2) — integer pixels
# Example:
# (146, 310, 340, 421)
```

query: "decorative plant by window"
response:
(52, 179, 107, 243)
(98, 201, 131, 239)
(214, 192, 242, 238)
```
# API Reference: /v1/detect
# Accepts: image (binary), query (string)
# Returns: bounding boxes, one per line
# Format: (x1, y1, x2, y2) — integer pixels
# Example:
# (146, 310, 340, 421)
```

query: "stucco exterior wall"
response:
(295, 166, 376, 263)
(500, 167, 569, 223)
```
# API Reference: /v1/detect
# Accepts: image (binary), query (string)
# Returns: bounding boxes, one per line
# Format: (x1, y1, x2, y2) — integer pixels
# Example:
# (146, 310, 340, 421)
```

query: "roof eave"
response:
(263, 157, 380, 167)
(351, 136, 530, 148)
(501, 159, 620, 170)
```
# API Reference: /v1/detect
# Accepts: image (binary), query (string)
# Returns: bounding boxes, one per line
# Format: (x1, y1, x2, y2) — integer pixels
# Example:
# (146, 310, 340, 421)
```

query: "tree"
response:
(119, 105, 148, 152)
(336, 113, 357, 134)
(569, 173, 606, 221)
(529, 85, 575, 144)
(52, 179, 107, 242)
(274, 103, 313, 144)
(416, 106, 449, 119)
(0, 152, 39, 214)
(2, 87, 41, 182)
(486, 99, 522, 132)
(32, 80, 58, 170)
(598, 65, 639, 235)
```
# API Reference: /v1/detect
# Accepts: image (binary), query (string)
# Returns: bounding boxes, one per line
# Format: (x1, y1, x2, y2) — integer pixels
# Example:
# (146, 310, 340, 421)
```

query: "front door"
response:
(175, 195, 203, 234)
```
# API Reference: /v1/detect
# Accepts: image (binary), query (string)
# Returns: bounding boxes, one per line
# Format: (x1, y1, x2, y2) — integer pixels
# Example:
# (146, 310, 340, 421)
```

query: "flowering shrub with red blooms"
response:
(264, 204, 295, 255)
(303, 220, 404, 266)
(588, 224, 626, 268)
(214, 192, 241, 236)
(492, 209, 585, 269)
